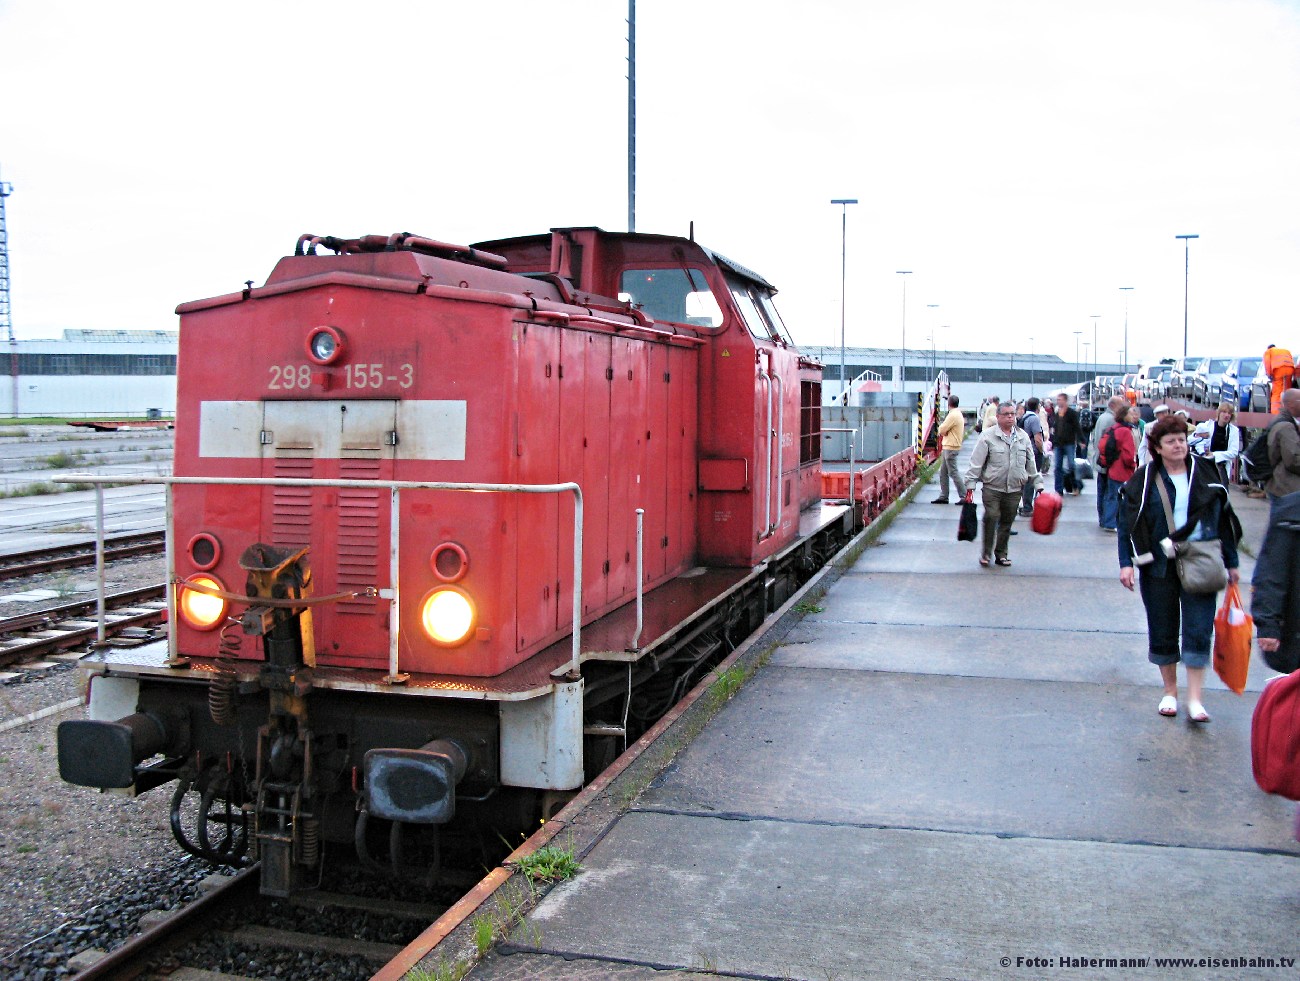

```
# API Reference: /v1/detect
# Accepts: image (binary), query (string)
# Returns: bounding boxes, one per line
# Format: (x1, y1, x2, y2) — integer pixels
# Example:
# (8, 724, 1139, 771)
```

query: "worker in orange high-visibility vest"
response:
(1264, 344, 1295, 413)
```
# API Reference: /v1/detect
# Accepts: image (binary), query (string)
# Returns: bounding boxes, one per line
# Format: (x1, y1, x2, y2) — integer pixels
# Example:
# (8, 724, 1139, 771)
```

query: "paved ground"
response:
(470, 447, 1300, 981)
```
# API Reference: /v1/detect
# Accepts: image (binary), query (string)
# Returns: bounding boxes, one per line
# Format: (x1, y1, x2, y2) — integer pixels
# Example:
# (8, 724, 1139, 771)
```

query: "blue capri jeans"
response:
(1137, 566, 1217, 668)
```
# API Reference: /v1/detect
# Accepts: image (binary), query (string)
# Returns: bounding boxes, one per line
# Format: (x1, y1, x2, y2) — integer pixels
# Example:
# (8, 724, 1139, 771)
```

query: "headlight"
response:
(178, 575, 229, 631)
(305, 326, 345, 365)
(420, 587, 475, 647)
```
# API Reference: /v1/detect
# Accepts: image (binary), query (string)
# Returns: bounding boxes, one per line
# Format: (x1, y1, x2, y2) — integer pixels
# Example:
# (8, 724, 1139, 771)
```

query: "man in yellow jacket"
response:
(932, 394, 967, 504)
(1265, 344, 1295, 413)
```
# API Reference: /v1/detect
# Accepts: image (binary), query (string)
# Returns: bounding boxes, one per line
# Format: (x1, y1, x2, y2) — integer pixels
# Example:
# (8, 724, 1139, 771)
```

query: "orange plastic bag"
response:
(1213, 582, 1253, 695)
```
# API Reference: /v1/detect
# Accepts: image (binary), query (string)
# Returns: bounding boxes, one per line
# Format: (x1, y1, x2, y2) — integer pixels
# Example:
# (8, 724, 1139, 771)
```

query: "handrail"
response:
(55, 475, 585, 683)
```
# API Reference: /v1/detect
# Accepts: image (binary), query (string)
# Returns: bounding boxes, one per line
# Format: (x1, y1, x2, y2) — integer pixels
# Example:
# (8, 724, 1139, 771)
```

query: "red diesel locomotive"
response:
(58, 227, 864, 896)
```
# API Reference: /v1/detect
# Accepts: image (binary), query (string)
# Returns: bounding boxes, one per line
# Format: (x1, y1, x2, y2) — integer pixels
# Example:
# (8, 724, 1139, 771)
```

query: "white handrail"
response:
(56, 475, 585, 682)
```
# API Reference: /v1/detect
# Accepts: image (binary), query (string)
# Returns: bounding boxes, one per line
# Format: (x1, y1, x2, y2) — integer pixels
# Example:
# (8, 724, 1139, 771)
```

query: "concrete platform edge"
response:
(372, 465, 934, 981)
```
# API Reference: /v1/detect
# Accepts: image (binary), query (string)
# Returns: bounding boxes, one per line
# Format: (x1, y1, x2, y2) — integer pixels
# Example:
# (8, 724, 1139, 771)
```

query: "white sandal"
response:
(1188, 700, 1210, 723)
(1158, 695, 1177, 717)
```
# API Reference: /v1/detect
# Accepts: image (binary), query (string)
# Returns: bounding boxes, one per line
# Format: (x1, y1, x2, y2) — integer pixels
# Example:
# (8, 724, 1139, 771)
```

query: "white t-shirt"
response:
(1169, 471, 1191, 530)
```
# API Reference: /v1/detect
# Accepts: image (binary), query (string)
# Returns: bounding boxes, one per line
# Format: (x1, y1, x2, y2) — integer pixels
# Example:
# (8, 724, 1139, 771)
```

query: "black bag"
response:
(1243, 418, 1286, 482)
(957, 501, 978, 541)
(1062, 470, 1077, 494)
(1098, 425, 1120, 469)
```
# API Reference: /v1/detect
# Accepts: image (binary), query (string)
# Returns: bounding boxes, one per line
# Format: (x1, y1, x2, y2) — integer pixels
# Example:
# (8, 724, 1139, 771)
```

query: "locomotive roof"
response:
(472, 227, 778, 294)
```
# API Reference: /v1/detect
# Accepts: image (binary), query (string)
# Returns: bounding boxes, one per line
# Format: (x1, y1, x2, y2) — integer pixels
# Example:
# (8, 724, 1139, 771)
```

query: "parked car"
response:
(1192, 357, 1233, 405)
(1250, 359, 1273, 413)
(1219, 356, 1264, 412)
(1136, 363, 1172, 402)
(1166, 356, 1204, 400)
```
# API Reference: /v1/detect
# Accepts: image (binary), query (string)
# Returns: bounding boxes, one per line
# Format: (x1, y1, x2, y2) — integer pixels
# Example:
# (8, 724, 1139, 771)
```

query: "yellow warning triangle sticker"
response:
(721, 349, 731, 357)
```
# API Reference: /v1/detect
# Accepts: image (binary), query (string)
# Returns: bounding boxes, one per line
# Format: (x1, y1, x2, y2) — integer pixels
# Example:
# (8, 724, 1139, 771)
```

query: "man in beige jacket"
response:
(932, 394, 967, 504)
(964, 401, 1040, 567)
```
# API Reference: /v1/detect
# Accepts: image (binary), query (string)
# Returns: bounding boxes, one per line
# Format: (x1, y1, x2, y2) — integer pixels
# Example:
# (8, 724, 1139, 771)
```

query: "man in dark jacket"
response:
(1254, 489, 1300, 673)
(1051, 393, 1081, 496)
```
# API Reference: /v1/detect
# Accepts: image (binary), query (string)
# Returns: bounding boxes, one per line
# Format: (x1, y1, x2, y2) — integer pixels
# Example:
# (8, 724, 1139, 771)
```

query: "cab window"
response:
(727, 276, 779, 342)
(619, 268, 722, 328)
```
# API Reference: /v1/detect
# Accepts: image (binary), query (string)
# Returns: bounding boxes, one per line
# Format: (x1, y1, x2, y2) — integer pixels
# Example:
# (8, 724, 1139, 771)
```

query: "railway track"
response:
(0, 530, 165, 582)
(71, 865, 452, 981)
(0, 583, 167, 668)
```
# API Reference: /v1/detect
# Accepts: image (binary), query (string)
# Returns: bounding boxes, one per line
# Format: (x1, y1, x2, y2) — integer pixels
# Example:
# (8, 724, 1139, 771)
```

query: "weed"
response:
(0, 428, 30, 438)
(695, 951, 719, 972)
(793, 601, 825, 615)
(0, 482, 58, 499)
(35, 744, 45, 754)
(16, 844, 36, 855)
(472, 914, 494, 955)
(40, 450, 88, 470)
(404, 960, 470, 981)
(711, 665, 745, 701)
(51, 575, 78, 599)
(513, 843, 579, 883)
(17, 814, 40, 830)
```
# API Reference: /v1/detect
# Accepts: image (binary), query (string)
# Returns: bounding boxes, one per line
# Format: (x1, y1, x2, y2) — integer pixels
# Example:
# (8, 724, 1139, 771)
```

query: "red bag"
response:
(1030, 491, 1062, 535)
(1252, 671, 1300, 799)
(1212, 583, 1252, 695)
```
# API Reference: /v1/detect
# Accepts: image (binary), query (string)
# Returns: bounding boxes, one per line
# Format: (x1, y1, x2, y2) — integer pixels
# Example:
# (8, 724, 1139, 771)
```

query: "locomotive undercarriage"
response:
(61, 506, 853, 896)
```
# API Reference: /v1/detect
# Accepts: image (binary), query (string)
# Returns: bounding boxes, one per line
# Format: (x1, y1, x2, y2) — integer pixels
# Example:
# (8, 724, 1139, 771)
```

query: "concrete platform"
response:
(468, 447, 1299, 981)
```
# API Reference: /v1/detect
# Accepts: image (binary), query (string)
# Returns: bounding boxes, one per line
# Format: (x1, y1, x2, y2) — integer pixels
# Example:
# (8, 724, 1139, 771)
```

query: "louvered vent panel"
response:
(272, 453, 313, 549)
(338, 454, 381, 613)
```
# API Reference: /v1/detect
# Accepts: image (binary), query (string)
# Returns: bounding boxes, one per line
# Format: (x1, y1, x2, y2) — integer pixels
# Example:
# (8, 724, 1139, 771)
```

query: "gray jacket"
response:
(1266, 411, 1300, 498)
(1088, 409, 1115, 467)
(965, 425, 1039, 493)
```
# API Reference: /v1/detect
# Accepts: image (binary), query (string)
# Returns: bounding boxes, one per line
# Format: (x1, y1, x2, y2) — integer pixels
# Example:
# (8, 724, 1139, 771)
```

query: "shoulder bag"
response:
(1152, 476, 1227, 594)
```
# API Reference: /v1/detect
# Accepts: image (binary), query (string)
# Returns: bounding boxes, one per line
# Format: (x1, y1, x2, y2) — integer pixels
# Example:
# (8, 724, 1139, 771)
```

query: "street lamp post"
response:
(1029, 337, 1034, 390)
(1175, 234, 1199, 358)
(1073, 331, 1083, 398)
(1119, 287, 1134, 372)
(831, 199, 858, 404)
(897, 270, 912, 392)
(926, 304, 939, 384)
(1090, 315, 1101, 408)
(1083, 342, 1091, 404)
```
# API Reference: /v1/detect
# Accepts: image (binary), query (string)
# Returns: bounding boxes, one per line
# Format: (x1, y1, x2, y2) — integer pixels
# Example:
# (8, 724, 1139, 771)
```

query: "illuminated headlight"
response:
(178, 575, 229, 631)
(306, 326, 345, 365)
(420, 588, 475, 647)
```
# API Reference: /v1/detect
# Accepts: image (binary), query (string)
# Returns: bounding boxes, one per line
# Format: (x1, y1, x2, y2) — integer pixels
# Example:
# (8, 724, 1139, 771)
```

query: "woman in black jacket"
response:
(1117, 416, 1242, 723)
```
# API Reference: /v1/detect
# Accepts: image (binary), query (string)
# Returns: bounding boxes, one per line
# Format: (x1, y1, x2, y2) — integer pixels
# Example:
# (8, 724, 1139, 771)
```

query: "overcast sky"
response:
(1, 0, 1297, 369)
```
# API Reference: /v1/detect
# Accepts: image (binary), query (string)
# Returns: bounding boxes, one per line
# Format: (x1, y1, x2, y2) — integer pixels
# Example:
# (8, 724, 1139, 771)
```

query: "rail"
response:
(54, 476, 585, 682)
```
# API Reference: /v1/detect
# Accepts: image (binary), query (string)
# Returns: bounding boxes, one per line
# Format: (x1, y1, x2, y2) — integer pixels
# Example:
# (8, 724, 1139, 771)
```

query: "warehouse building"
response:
(802, 345, 1126, 408)
(5, 329, 177, 417)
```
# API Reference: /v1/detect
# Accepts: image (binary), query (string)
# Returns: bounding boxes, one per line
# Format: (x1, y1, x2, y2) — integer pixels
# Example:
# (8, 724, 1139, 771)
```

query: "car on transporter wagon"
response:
(1192, 357, 1238, 405)
(1219, 356, 1264, 412)
(1165, 356, 1205, 401)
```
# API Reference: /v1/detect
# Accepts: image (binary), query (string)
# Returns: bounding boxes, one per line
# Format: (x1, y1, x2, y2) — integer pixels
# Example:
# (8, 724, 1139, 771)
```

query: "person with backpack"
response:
(1017, 397, 1047, 516)
(1099, 404, 1138, 532)
(1050, 392, 1080, 496)
(1117, 415, 1242, 723)
(1254, 489, 1300, 673)
(1089, 396, 1126, 527)
(1264, 389, 1300, 507)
